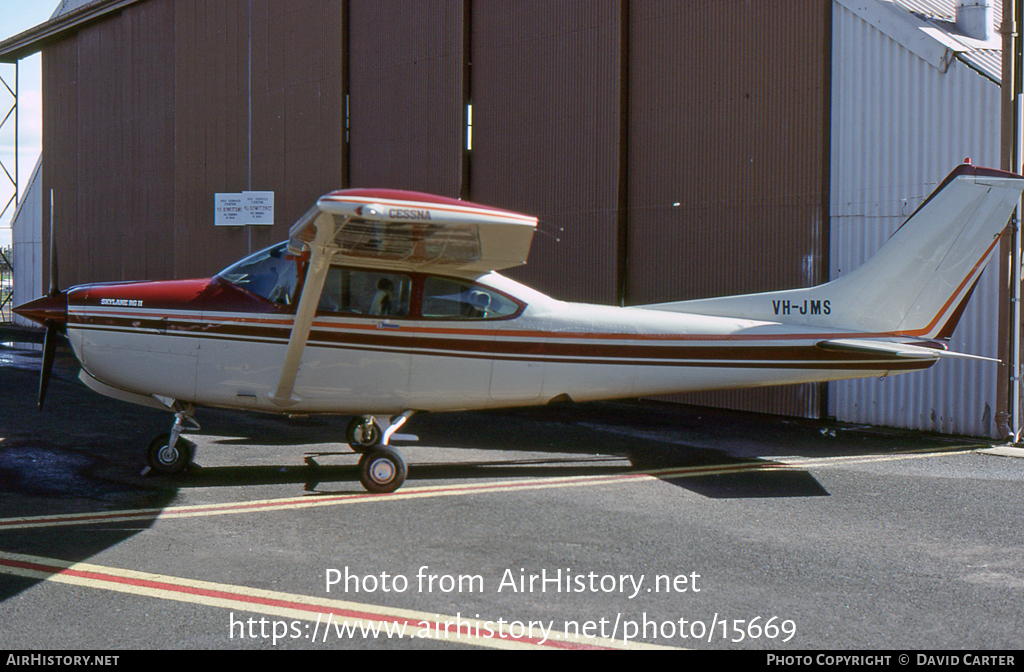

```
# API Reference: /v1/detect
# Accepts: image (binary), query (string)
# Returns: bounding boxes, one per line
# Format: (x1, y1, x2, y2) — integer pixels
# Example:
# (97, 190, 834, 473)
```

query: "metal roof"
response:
(50, 0, 102, 18)
(893, 0, 1001, 24)
(834, 0, 1002, 83)
(892, 0, 1003, 82)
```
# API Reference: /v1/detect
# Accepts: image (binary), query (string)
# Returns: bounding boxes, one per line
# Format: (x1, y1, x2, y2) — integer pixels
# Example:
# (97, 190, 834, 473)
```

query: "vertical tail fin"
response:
(646, 164, 1024, 338)
(828, 164, 1022, 337)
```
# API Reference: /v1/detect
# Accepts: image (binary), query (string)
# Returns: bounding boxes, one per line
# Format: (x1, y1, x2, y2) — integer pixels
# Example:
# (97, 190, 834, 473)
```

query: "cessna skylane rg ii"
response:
(15, 163, 1024, 493)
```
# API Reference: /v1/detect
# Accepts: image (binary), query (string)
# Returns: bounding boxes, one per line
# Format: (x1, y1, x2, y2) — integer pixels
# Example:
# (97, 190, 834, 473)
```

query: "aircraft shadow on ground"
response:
(136, 374, 843, 499)
(174, 440, 830, 499)
(180, 403, 833, 499)
(0, 356, 178, 603)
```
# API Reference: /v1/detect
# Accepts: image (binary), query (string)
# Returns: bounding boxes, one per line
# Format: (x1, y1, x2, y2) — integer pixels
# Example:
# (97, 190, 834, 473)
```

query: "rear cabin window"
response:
(421, 277, 519, 319)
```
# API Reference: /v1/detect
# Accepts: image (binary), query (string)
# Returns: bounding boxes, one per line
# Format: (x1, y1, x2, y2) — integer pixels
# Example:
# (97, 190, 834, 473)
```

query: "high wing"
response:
(270, 189, 538, 407)
(287, 189, 538, 274)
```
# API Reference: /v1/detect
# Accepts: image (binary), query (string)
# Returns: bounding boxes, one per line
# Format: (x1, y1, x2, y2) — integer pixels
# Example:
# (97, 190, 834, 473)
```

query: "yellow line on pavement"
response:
(0, 550, 672, 650)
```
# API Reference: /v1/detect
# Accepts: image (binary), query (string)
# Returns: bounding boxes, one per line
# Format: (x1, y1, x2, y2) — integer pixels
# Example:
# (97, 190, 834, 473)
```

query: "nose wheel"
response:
(147, 433, 195, 475)
(146, 404, 199, 475)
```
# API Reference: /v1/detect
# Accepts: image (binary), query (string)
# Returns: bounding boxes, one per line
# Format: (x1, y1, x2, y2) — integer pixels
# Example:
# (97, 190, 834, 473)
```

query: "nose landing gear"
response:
(146, 404, 199, 475)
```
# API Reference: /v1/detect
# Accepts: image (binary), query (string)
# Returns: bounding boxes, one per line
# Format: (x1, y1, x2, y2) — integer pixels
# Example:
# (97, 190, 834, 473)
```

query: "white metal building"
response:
(10, 159, 41, 324)
(829, 0, 1005, 437)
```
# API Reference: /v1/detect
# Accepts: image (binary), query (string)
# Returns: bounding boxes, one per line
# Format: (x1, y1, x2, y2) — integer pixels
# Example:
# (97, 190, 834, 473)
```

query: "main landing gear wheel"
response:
(147, 433, 195, 475)
(358, 447, 407, 494)
(346, 416, 382, 453)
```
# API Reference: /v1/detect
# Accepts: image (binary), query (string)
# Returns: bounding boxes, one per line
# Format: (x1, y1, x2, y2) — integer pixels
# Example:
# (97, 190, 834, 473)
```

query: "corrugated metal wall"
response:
(173, 0, 343, 277)
(172, 0, 250, 279)
(627, 0, 832, 417)
(42, 0, 343, 286)
(830, 4, 1003, 437)
(40, 34, 77, 288)
(628, 1, 830, 302)
(43, 0, 177, 288)
(347, 0, 464, 197)
(471, 0, 623, 305)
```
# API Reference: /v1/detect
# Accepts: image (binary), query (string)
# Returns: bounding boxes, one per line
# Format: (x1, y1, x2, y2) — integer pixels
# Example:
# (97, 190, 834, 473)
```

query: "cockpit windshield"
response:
(218, 242, 299, 306)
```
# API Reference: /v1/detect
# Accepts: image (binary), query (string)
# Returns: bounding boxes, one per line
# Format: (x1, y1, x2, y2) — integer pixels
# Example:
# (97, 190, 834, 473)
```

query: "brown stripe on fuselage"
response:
(68, 311, 936, 372)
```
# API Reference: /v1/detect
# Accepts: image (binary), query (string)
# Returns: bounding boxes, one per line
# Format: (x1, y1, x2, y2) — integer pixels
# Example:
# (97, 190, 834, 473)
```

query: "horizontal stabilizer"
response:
(816, 339, 1000, 363)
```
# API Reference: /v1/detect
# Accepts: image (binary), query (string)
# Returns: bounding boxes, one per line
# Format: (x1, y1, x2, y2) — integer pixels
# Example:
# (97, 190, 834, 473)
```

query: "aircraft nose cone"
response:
(13, 292, 68, 327)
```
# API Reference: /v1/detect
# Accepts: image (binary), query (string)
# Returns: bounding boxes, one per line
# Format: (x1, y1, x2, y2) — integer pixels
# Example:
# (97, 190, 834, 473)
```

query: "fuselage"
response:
(60, 246, 935, 416)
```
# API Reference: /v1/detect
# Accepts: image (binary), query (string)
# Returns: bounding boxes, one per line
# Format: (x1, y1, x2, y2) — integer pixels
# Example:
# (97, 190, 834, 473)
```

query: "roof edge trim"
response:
(0, 0, 145, 63)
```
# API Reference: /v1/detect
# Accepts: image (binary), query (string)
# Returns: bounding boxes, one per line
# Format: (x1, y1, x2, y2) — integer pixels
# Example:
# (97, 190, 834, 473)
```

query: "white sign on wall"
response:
(215, 191, 275, 226)
(214, 193, 246, 226)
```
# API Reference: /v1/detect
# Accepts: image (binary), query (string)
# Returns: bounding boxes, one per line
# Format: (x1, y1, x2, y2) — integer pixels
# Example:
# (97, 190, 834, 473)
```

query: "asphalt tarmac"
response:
(0, 333, 1022, 651)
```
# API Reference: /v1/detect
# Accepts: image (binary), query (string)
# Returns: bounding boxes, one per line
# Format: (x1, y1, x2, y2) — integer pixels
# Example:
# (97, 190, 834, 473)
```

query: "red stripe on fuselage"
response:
(69, 276, 290, 315)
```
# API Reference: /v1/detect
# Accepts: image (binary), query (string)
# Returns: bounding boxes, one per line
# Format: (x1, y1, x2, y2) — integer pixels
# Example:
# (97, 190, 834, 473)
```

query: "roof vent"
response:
(955, 0, 995, 41)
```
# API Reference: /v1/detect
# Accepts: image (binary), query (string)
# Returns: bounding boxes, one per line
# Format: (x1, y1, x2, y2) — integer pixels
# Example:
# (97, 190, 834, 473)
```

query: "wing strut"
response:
(269, 217, 334, 407)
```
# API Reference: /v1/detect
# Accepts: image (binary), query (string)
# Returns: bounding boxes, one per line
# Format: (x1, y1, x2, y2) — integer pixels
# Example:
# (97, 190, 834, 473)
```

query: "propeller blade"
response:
(48, 190, 59, 298)
(38, 320, 58, 411)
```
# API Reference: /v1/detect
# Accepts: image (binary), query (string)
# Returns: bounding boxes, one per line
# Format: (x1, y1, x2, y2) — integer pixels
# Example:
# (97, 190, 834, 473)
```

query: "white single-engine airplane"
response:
(15, 163, 1024, 492)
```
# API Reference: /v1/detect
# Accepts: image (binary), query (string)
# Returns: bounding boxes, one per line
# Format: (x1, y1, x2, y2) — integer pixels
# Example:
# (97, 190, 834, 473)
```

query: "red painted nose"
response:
(13, 292, 68, 327)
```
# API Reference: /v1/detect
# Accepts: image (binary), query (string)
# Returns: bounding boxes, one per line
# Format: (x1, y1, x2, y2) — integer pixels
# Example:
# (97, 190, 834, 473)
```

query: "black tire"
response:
(358, 447, 407, 493)
(147, 433, 195, 475)
(346, 416, 382, 451)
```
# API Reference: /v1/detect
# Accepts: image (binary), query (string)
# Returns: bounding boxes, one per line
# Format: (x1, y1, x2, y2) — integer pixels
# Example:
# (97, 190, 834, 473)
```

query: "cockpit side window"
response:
(218, 243, 299, 306)
(318, 267, 412, 317)
(421, 277, 520, 319)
